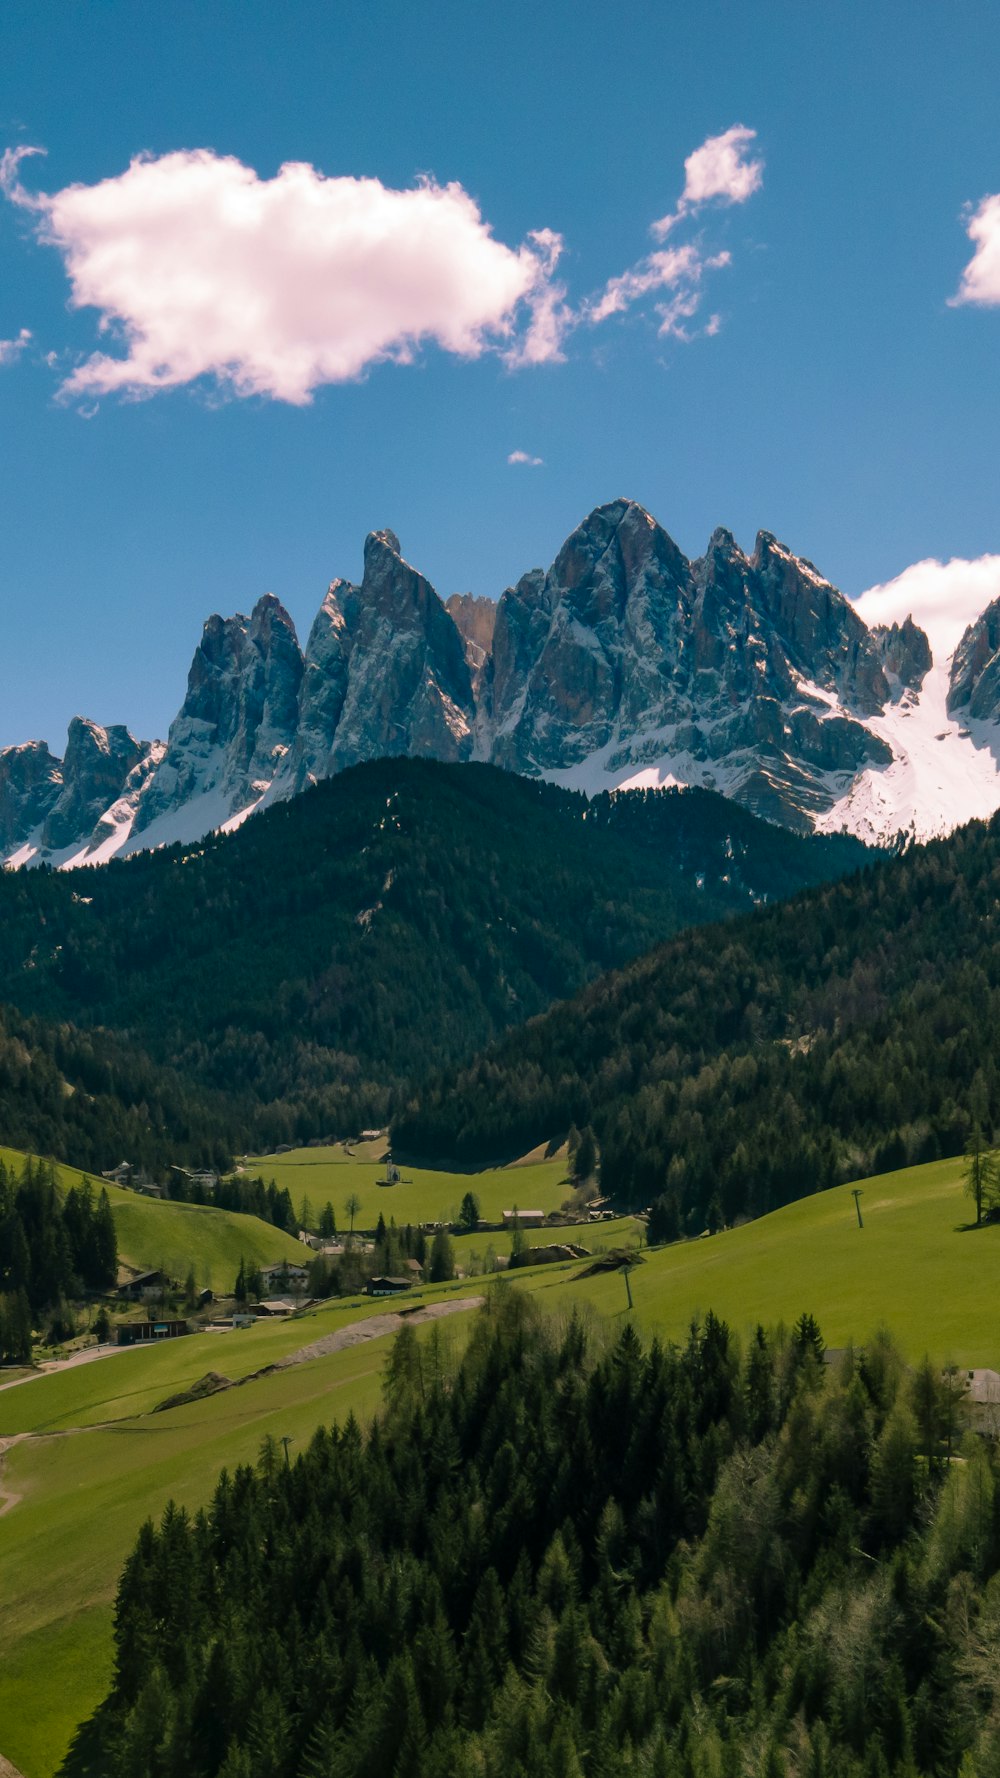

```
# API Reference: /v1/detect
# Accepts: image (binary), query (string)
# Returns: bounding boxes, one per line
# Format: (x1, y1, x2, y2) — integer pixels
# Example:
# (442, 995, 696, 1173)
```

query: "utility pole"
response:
(280, 1435, 294, 1468)
(852, 1188, 864, 1229)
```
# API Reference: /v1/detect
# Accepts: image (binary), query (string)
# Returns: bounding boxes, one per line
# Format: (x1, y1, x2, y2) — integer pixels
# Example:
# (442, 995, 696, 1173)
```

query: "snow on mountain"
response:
(4, 512, 1000, 866)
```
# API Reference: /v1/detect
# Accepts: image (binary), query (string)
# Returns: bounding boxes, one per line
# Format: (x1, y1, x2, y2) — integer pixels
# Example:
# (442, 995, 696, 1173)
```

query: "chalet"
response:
(502, 1209, 546, 1228)
(117, 1319, 189, 1345)
(103, 1162, 163, 1198)
(365, 1276, 412, 1298)
(966, 1368, 1000, 1403)
(253, 1297, 299, 1317)
(259, 1262, 310, 1291)
(117, 1270, 170, 1302)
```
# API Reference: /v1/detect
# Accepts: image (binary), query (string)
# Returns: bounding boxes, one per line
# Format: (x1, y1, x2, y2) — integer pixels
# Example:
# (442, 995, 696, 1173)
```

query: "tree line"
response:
(0, 1155, 117, 1361)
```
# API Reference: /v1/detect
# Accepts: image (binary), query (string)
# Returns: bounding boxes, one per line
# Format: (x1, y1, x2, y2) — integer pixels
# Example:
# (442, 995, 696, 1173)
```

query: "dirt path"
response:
(0, 1753, 28, 1777)
(276, 1296, 485, 1368)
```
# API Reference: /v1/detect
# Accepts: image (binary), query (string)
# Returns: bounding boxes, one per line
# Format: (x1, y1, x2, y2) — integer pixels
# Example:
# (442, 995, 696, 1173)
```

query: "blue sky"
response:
(2, 0, 1000, 750)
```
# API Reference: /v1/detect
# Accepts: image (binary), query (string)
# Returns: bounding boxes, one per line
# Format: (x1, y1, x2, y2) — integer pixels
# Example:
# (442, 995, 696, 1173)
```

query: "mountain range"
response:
(5, 498, 1000, 866)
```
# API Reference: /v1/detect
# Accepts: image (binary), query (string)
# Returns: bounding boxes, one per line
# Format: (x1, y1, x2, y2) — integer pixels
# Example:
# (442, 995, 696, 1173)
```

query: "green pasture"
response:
(0, 1144, 304, 1293)
(450, 1214, 645, 1275)
(243, 1141, 573, 1232)
(515, 1156, 1000, 1366)
(0, 1285, 486, 1778)
(4, 1147, 998, 1778)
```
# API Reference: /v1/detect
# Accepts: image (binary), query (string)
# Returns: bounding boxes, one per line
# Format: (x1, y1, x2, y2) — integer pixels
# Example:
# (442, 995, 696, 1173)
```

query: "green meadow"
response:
(0, 1145, 304, 1293)
(514, 1156, 1000, 1365)
(3, 1149, 999, 1777)
(243, 1140, 574, 1232)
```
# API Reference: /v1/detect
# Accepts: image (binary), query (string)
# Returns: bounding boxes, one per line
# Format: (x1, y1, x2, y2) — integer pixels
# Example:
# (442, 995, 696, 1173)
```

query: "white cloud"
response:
(508, 449, 543, 466)
(651, 124, 763, 240)
(950, 192, 1000, 308)
(0, 326, 31, 365)
(586, 245, 700, 325)
(0, 147, 563, 403)
(854, 555, 1000, 661)
(1, 127, 762, 403)
(585, 125, 760, 343)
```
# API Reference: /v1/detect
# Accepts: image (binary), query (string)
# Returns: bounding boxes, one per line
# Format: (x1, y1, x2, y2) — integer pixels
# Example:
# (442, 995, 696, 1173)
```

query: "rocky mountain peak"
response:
(871, 616, 932, 700)
(5, 498, 998, 866)
(948, 596, 1000, 720)
(41, 718, 146, 850)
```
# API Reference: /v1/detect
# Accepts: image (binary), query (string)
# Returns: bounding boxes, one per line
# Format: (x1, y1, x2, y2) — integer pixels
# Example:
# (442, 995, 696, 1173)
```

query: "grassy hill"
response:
(510, 1153, 998, 1365)
(243, 1140, 574, 1231)
(0, 1146, 303, 1294)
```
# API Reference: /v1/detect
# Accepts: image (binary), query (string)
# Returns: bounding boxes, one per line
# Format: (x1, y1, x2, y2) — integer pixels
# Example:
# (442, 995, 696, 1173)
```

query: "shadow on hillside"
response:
(56, 1703, 116, 1778)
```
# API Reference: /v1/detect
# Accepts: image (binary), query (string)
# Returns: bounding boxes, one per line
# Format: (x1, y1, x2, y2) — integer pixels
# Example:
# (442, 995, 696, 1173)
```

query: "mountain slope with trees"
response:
(395, 813, 1000, 1229)
(92, 1292, 1000, 1778)
(0, 759, 871, 1147)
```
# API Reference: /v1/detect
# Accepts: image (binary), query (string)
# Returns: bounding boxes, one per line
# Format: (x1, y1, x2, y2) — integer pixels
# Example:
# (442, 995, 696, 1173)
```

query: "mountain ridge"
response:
(6, 499, 1000, 865)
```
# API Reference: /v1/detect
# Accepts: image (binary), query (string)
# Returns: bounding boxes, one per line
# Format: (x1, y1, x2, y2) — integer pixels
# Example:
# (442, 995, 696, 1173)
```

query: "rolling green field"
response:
(244, 1140, 574, 1232)
(0, 1145, 305, 1293)
(0, 1284, 484, 1778)
(513, 1156, 1000, 1364)
(3, 1148, 998, 1778)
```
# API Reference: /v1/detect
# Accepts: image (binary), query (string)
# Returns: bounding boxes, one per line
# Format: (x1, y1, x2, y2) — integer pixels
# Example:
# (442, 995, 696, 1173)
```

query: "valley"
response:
(0, 1145, 995, 1777)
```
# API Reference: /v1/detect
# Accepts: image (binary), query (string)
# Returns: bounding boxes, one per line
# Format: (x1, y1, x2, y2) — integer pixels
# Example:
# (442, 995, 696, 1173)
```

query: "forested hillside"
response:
(0, 1000, 240, 1175)
(94, 1293, 999, 1778)
(395, 815, 1000, 1227)
(0, 759, 870, 1147)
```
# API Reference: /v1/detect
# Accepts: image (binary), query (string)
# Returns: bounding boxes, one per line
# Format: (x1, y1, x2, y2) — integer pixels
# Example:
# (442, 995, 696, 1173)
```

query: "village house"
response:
(502, 1209, 546, 1228)
(365, 1276, 412, 1298)
(259, 1262, 310, 1292)
(117, 1269, 171, 1302)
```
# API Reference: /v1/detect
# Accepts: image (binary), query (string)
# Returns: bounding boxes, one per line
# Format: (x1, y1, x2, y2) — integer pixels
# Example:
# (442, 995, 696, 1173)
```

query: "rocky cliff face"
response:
(948, 598, 1000, 720)
(0, 721, 160, 865)
(131, 593, 303, 839)
(8, 500, 1000, 865)
(284, 530, 476, 789)
(490, 501, 894, 830)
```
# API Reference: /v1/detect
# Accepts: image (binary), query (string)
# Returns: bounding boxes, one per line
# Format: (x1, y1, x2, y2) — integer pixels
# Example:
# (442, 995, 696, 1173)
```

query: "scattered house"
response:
(299, 1231, 323, 1250)
(253, 1297, 299, 1317)
(966, 1368, 1000, 1403)
(361, 1128, 384, 1142)
(259, 1262, 310, 1292)
(171, 1165, 220, 1192)
(365, 1276, 412, 1298)
(117, 1269, 170, 1302)
(197, 1288, 214, 1308)
(103, 1161, 163, 1197)
(117, 1319, 189, 1345)
(503, 1209, 546, 1228)
(402, 1258, 423, 1277)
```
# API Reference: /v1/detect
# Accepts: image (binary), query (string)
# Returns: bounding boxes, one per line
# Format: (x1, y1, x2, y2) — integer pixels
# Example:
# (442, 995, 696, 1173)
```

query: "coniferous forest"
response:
(96, 1291, 1000, 1778)
(0, 761, 871, 1161)
(395, 815, 1000, 1228)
